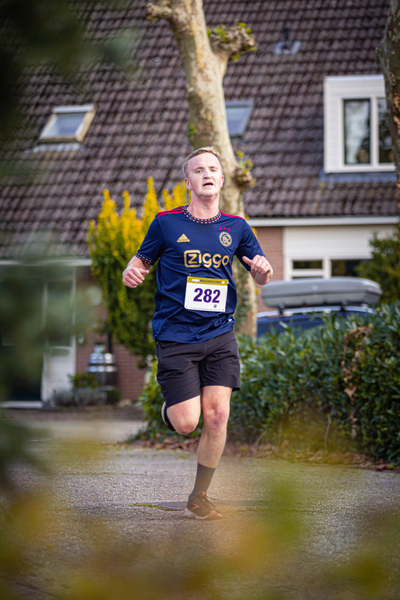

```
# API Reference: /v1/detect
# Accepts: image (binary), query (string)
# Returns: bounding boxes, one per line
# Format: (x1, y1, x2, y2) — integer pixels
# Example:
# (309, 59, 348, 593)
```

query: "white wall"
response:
(283, 224, 395, 280)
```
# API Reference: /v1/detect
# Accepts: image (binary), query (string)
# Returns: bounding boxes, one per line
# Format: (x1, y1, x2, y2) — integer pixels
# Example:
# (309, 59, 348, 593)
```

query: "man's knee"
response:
(175, 419, 198, 436)
(168, 399, 200, 435)
(203, 405, 229, 431)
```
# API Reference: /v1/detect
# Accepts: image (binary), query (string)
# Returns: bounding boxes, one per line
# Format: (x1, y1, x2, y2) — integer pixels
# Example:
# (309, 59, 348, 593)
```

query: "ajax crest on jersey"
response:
(219, 232, 232, 247)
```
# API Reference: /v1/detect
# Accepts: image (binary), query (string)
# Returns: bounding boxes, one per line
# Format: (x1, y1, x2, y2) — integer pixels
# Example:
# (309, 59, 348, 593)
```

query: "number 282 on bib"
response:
(184, 276, 228, 312)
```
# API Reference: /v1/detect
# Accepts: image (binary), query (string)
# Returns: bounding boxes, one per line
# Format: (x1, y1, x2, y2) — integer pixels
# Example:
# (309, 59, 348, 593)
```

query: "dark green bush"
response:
(356, 232, 400, 304)
(138, 303, 400, 462)
(230, 328, 325, 444)
(234, 303, 400, 460)
(339, 303, 400, 461)
(69, 372, 99, 390)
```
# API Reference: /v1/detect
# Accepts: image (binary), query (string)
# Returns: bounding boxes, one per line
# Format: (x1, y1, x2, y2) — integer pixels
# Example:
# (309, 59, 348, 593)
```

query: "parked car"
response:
(257, 277, 382, 338)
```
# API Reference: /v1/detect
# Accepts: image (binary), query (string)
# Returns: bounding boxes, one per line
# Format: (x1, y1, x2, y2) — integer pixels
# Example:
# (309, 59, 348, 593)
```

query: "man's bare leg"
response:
(166, 386, 231, 518)
(197, 385, 231, 467)
(167, 396, 201, 436)
(166, 385, 231, 467)
(186, 386, 231, 518)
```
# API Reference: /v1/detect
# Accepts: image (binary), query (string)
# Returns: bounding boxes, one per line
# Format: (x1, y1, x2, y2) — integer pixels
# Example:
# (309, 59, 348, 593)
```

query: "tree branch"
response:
(146, 1, 172, 20)
(235, 165, 255, 190)
(146, 1, 188, 28)
(209, 23, 256, 63)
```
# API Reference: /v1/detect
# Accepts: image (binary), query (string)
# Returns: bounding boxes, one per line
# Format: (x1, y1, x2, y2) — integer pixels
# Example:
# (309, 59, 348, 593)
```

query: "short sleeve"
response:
(136, 217, 165, 266)
(235, 221, 265, 271)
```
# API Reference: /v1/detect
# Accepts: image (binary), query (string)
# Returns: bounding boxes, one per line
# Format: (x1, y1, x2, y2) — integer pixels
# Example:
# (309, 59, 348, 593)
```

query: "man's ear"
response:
(184, 177, 191, 189)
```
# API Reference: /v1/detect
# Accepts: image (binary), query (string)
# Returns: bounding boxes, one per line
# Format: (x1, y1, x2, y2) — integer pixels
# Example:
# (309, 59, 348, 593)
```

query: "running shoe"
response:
(184, 491, 222, 520)
(161, 402, 176, 432)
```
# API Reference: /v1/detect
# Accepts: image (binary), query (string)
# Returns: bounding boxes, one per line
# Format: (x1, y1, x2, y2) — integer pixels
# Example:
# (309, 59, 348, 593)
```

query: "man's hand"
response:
(123, 257, 149, 288)
(242, 255, 273, 286)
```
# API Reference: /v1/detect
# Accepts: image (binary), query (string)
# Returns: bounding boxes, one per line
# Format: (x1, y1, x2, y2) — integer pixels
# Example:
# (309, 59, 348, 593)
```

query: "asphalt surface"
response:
(4, 413, 400, 599)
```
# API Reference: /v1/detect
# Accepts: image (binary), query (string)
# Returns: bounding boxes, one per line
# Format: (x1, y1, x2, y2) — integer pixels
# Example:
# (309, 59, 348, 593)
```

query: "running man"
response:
(123, 147, 272, 519)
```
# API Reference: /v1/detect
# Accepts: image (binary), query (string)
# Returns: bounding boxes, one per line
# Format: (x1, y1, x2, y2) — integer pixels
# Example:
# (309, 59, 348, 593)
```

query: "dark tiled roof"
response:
(0, 0, 397, 258)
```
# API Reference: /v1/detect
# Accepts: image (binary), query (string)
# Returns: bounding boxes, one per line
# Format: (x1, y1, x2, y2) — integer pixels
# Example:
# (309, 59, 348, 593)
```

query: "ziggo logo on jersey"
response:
(184, 250, 230, 268)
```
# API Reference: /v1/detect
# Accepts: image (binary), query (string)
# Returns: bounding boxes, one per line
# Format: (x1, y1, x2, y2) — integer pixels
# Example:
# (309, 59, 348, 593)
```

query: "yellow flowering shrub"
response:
(162, 180, 188, 210)
(87, 178, 187, 365)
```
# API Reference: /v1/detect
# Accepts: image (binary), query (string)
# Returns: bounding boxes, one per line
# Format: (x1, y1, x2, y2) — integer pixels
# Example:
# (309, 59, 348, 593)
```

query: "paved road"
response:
(5, 416, 400, 599)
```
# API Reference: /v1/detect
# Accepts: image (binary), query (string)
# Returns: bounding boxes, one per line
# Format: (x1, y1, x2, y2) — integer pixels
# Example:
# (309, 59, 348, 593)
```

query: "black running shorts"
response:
(155, 329, 241, 407)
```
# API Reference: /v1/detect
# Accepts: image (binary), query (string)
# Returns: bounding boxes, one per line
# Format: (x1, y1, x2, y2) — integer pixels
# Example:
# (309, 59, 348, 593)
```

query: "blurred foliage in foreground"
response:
(0, 249, 91, 489)
(139, 303, 400, 464)
(1, 439, 400, 600)
(0, 0, 139, 148)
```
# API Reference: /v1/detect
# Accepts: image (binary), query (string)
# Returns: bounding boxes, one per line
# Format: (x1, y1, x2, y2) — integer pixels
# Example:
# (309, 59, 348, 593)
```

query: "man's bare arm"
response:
(122, 256, 150, 288)
(242, 255, 273, 286)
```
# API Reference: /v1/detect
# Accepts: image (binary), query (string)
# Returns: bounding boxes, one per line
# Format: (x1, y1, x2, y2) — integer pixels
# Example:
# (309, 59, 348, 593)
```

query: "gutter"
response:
(247, 216, 399, 227)
(0, 257, 92, 267)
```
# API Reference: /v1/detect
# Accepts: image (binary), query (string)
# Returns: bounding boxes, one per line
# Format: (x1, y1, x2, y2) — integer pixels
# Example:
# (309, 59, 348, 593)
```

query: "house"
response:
(0, 0, 398, 404)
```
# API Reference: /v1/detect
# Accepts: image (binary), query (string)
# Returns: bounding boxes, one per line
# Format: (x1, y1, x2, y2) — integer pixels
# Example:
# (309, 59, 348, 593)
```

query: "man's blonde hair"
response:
(182, 147, 222, 178)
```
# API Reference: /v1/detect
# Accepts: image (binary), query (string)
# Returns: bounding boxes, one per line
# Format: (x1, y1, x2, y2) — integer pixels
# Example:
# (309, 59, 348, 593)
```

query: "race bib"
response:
(184, 276, 228, 312)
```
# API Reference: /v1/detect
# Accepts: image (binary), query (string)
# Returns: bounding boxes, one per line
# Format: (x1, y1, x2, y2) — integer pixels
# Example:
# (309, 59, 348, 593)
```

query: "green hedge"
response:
(138, 303, 400, 462)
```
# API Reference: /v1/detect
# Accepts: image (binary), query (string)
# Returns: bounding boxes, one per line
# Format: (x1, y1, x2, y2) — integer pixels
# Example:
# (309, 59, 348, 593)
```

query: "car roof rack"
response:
(261, 277, 382, 310)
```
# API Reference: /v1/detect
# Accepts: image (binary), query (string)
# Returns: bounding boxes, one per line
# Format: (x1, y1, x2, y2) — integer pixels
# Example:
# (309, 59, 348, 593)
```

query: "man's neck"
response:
(187, 197, 220, 220)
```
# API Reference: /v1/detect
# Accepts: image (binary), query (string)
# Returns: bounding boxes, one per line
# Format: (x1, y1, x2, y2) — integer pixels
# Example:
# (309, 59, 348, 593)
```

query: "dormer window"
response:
(39, 105, 95, 143)
(226, 101, 253, 137)
(343, 97, 392, 165)
(324, 76, 394, 173)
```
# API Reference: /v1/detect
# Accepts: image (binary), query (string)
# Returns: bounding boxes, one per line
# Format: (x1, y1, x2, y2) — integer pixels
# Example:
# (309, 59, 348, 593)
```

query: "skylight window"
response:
(226, 101, 253, 137)
(39, 105, 95, 143)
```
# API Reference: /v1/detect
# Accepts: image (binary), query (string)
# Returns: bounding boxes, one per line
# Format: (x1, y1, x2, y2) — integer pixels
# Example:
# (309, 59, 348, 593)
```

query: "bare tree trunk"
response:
(147, 0, 258, 335)
(377, 0, 400, 210)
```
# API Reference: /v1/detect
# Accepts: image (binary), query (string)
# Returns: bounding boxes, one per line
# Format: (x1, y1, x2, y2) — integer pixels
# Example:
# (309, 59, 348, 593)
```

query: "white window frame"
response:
(324, 75, 394, 173)
(286, 258, 329, 281)
(283, 223, 396, 281)
(39, 104, 95, 143)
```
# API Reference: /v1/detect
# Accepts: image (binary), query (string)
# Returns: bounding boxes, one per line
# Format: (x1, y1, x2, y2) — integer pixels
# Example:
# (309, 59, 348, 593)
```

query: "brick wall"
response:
(75, 268, 146, 402)
(254, 226, 284, 312)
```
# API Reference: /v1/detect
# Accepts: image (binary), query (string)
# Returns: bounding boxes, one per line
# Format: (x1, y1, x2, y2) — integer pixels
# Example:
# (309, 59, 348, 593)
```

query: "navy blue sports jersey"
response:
(136, 205, 265, 343)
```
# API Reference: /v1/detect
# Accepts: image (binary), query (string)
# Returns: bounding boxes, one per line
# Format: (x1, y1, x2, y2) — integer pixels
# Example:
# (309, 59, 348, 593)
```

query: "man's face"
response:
(185, 153, 224, 200)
